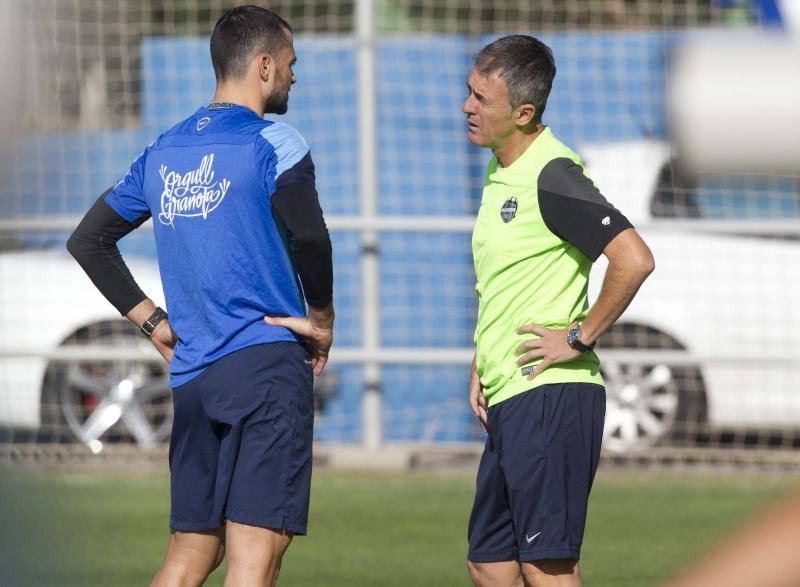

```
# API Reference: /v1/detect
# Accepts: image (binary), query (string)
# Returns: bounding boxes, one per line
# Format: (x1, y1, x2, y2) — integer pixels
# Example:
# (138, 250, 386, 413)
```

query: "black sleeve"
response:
(271, 182, 333, 308)
(538, 157, 634, 262)
(66, 189, 151, 315)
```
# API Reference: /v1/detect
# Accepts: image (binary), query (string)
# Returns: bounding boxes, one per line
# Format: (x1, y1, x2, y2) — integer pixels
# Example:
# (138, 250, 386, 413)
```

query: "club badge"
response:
(500, 197, 518, 223)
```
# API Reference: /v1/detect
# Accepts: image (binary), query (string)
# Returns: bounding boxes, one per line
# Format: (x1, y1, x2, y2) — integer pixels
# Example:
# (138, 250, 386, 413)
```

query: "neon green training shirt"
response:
(472, 127, 633, 407)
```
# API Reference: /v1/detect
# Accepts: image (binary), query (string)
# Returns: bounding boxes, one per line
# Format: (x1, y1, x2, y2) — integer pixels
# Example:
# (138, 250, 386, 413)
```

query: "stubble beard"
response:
(264, 78, 290, 115)
(265, 93, 289, 115)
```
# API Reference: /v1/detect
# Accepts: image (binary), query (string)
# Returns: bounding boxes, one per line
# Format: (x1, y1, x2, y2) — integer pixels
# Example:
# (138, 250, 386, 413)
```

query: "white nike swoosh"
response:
(526, 531, 542, 544)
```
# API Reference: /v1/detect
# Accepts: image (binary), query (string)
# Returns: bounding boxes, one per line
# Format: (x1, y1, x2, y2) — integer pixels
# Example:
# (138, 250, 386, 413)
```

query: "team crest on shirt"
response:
(500, 197, 518, 223)
(158, 154, 231, 227)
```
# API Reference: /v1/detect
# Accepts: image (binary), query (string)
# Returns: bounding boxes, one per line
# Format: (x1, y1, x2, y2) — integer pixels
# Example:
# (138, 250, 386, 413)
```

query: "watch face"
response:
(568, 327, 585, 351)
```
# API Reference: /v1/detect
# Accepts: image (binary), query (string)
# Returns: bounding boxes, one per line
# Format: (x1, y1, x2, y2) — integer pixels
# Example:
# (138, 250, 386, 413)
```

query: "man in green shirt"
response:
(464, 35, 655, 587)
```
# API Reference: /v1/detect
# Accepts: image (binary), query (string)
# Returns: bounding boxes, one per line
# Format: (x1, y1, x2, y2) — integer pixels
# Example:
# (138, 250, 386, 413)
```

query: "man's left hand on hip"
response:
(515, 323, 582, 380)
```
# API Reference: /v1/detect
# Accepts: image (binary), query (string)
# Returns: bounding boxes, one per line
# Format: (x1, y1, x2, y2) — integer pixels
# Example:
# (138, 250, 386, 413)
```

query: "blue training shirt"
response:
(105, 103, 315, 387)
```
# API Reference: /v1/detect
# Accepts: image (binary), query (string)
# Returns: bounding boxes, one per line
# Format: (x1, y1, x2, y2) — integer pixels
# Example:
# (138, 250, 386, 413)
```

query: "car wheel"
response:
(40, 321, 172, 452)
(597, 323, 707, 454)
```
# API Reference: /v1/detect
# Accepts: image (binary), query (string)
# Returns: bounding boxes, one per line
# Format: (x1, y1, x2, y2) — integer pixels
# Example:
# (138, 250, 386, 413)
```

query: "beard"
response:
(264, 85, 290, 115)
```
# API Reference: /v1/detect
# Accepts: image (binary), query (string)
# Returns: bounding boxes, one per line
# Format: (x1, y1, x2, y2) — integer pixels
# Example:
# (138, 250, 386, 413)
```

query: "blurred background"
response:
(0, 0, 798, 585)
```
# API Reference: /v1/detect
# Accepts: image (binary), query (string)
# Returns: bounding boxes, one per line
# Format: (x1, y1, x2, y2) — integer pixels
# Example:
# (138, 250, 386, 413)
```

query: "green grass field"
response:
(0, 468, 793, 586)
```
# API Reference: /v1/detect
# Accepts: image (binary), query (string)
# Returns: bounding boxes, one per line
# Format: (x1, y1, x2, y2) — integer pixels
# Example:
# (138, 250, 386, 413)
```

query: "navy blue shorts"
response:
(168, 342, 314, 535)
(468, 383, 605, 563)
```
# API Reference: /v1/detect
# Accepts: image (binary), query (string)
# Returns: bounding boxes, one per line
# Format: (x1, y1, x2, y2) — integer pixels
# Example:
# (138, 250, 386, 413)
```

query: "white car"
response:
(0, 250, 171, 452)
(583, 141, 800, 453)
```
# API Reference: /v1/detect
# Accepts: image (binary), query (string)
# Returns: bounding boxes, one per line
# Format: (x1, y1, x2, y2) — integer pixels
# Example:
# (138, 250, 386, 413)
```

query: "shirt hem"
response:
(485, 367, 604, 408)
(169, 334, 298, 388)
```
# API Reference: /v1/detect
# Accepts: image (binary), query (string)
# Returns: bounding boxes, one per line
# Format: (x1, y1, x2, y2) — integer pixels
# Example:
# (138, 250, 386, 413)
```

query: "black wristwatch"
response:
(140, 307, 168, 338)
(567, 324, 596, 353)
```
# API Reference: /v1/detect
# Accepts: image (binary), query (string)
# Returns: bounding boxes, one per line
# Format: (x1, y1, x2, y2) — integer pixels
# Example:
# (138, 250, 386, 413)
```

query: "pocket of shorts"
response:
(539, 388, 549, 453)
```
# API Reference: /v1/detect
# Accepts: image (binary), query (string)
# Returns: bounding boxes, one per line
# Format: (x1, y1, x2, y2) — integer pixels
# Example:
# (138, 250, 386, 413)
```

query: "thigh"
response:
(491, 389, 552, 560)
(468, 433, 518, 563)
(510, 383, 605, 562)
(169, 375, 224, 531)
(222, 342, 315, 535)
(557, 383, 605, 554)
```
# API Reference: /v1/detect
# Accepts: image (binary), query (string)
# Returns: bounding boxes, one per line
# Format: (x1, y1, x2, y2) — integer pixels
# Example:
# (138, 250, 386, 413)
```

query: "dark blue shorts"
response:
(468, 383, 605, 563)
(168, 342, 314, 535)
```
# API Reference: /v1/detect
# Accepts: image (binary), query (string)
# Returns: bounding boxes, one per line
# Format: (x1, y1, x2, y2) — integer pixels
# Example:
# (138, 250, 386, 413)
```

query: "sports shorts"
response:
(168, 342, 314, 534)
(467, 382, 605, 562)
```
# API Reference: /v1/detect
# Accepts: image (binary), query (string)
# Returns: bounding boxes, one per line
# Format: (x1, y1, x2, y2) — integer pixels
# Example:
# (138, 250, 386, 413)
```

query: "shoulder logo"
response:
(158, 154, 230, 227)
(602, 216, 611, 226)
(196, 117, 211, 131)
(500, 197, 518, 223)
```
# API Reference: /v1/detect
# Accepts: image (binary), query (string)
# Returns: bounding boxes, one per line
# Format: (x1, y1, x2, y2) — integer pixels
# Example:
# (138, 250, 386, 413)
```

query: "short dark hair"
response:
(210, 6, 292, 82)
(474, 35, 556, 124)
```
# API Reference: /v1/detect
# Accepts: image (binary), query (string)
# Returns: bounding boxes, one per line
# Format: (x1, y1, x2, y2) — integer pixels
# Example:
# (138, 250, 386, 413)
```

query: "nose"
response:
(462, 94, 476, 115)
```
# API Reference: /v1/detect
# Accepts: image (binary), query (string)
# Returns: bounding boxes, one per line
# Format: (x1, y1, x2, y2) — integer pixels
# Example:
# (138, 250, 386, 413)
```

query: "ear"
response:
(258, 53, 273, 83)
(514, 103, 536, 127)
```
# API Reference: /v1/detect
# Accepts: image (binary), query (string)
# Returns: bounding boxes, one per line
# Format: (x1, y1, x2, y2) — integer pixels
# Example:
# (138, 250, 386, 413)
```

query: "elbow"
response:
(640, 251, 655, 278)
(631, 249, 655, 281)
(66, 229, 102, 265)
(612, 247, 654, 281)
(629, 239, 655, 279)
(605, 231, 654, 281)
(66, 231, 81, 260)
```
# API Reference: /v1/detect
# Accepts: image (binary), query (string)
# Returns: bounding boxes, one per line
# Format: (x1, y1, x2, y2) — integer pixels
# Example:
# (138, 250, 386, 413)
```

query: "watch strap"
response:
(140, 307, 168, 338)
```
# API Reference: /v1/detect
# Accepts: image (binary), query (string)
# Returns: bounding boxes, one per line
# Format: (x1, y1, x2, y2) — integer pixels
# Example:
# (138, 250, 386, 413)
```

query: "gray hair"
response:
(474, 35, 556, 124)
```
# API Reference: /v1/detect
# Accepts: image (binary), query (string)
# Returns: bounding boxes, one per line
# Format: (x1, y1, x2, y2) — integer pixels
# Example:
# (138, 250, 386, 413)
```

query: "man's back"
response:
(105, 103, 315, 386)
(67, 9, 334, 584)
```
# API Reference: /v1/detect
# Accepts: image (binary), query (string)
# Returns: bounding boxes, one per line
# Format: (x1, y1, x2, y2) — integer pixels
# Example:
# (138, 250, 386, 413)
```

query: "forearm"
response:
(126, 298, 158, 329)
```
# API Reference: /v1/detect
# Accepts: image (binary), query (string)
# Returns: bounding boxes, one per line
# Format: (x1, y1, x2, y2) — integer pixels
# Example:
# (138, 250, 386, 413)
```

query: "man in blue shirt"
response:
(68, 6, 334, 585)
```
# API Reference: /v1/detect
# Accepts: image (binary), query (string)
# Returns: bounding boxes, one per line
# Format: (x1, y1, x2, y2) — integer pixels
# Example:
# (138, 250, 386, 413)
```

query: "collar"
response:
(207, 101, 236, 110)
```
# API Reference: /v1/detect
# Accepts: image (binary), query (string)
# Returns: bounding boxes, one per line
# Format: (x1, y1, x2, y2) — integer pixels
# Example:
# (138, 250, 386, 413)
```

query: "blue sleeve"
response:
(258, 122, 316, 191)
(104, 147, 150, 222)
